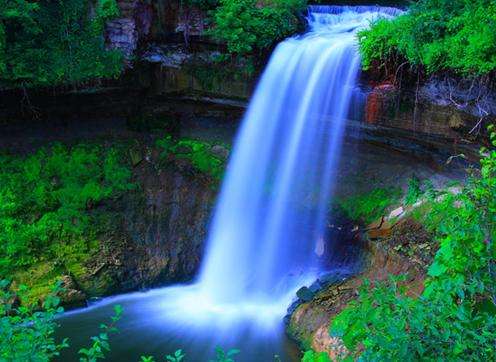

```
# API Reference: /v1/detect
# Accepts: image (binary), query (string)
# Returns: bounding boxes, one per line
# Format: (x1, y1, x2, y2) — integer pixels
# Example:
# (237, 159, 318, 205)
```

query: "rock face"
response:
(73, 152, 216, 303)
(287, 218, 435, 358)
(420, 76, 496, 119)
(363, 77, 496, 146)
(105, 0, 208, 61)
(121, 155, 215, 287)
(138, 44, 255, 101)
(364, 82, 475, 138)
(106, 18, 138, 59)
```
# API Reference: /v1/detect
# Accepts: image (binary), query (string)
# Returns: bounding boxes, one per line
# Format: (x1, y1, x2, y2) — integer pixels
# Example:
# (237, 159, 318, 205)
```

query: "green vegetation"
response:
(0, 143, 134, 300)
(0, 281, 68, 361)
(209, 0, 306, 56)
(157, 136, 228, 181)
(78, 304, 123, 362)
(329, 130, 496, 360)
(404, 176, 422, 205)
(0, 135, 227, 303)
(301, 350, 331, 362)
(0, 0, 307, 88)
(0, 0, 123, 88)
(335, 187, 402, 224)
(359, 0, 496, 76)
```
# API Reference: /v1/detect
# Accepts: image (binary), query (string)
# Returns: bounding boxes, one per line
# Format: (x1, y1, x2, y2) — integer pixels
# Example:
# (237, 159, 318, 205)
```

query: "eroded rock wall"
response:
(105, 0, 208, 61)
(65, 151, 216, 305)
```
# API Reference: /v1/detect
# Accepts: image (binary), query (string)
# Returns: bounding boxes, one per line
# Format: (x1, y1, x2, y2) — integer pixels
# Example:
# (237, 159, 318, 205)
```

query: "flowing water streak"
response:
(197, 6, 401, 309)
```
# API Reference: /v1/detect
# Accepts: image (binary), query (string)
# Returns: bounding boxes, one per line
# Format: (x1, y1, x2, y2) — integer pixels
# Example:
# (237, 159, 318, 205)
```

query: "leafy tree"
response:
(359, 0, 496, 76)
(0, 0, 123, 88)
(209, 0, 306, 56)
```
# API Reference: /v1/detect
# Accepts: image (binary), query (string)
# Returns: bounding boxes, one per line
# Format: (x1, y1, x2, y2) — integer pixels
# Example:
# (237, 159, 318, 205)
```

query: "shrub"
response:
(359, 0, 496, 76)
(0, 280, 68, 361)
(0, 144, 134, 289)
(157, 136, 227, 181)
(329, 126, 496, 360)
(0, 0, 123, 87)
(209, 0, 306, 56)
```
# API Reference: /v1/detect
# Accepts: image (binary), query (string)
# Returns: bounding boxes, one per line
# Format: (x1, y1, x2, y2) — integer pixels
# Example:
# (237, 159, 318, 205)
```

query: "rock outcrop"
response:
(287, 217, 435, 358)
(105, 0, 208, 61)
(70, 150, 216, 305)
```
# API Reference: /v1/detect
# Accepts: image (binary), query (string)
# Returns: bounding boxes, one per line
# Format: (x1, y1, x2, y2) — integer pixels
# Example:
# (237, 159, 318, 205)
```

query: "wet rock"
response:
(388, 206, 405, 220)
(287, 216, 433, 355)
(211, 145, 229, 159)
(309, 281, 323, 293)
(318, 273, 343, 286)
(367, 220, 393, 239)
(105, 18, 138, 60)
(73, 153, 216, 300)
(60, 275, 87, 307)
(297, 286, 316, 302)
(365, 83, 397, 124)
(142, 45, 192, 67)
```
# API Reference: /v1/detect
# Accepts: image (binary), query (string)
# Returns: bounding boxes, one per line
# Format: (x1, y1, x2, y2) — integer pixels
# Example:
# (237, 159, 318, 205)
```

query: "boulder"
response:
(211, 145, 230, 159)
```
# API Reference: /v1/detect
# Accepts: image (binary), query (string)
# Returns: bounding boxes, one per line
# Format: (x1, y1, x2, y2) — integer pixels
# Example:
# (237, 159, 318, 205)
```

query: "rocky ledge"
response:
(286, 216, 435, 358)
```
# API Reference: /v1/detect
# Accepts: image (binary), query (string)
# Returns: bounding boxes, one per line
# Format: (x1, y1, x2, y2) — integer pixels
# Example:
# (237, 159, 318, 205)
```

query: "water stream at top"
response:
(58, 6, 402, 361)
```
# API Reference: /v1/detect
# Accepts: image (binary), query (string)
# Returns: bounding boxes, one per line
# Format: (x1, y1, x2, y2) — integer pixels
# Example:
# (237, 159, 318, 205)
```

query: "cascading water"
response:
(198, 4, 401, 306)
(58, 6, 402, 361)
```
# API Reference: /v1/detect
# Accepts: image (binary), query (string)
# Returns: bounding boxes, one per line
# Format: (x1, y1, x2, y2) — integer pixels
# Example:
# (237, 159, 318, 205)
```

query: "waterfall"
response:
(58, 7, 403, 361)
(198, 6, 400, 307)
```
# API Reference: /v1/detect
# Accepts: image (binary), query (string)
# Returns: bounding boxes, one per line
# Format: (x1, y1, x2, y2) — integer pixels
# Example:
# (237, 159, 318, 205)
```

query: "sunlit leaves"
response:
(359, 0, 496, 75)
(209, 0, 306, 56)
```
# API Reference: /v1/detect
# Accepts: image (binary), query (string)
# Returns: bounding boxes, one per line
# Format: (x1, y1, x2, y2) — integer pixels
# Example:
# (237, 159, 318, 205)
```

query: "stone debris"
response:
(388, 206, 405, 220)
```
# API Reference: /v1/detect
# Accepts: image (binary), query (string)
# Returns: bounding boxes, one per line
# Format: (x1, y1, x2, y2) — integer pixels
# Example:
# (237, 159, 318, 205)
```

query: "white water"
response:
(197, 5, 400, 312)
(59, 6, 401, 360)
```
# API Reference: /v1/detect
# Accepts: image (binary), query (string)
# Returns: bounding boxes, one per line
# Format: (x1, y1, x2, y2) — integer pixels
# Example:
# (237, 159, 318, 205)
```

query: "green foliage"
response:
(181, 0, 219, 11)
(166, 349, 185, 362)
(404, 176, 421, 205)
(78, 305, 123, 362)
(329, 126, 496, 360)
(209, 347, 240, 362)
(209, 0, 306, 55)
(336, 187, 401, 224)
(140, 349, 186, 362)
(0, 0, 123, 87)
(0, 280, 68, 362)
(0, 143, 134, 290)
(157, 136, 227, 181)
(301, 350, 332, 362)
(359, 0, 496, 75)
